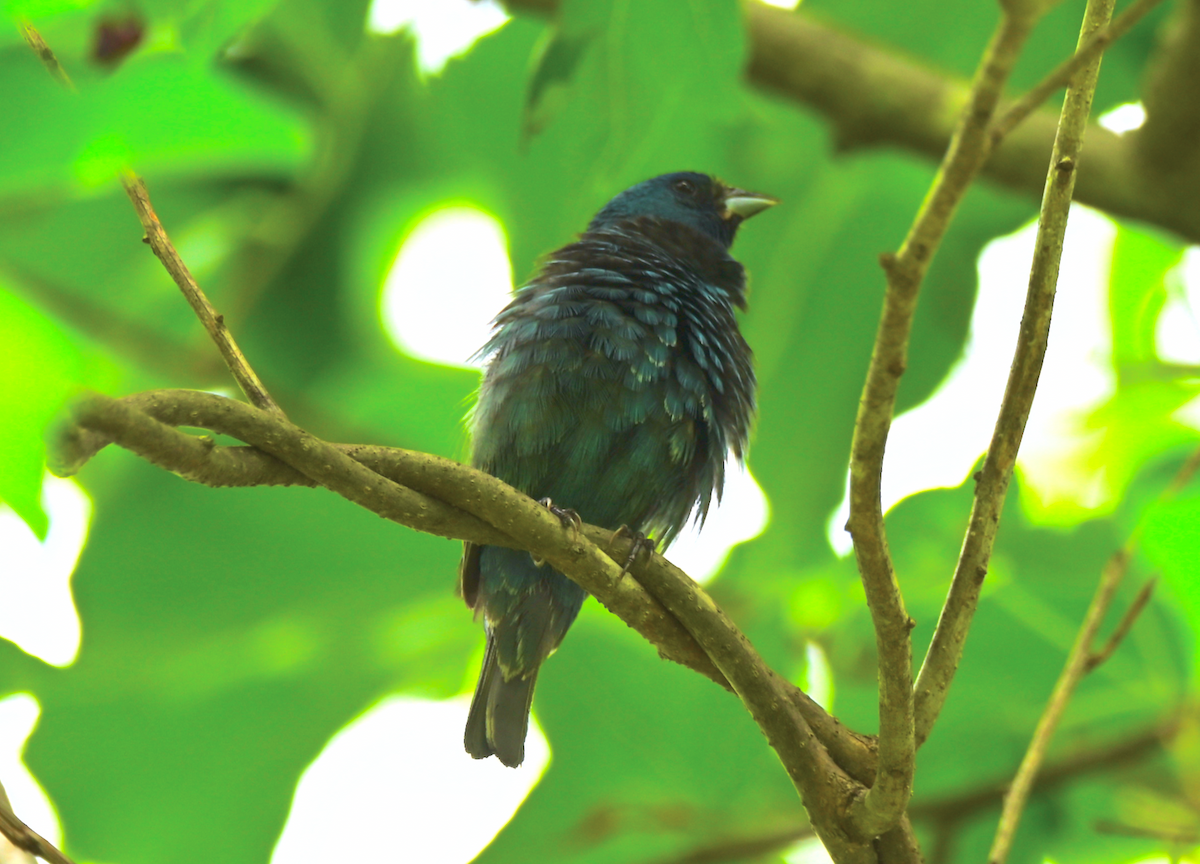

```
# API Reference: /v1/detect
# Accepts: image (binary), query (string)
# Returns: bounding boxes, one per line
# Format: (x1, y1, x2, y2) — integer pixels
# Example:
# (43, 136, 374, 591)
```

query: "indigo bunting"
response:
(462, 172, 775, 766)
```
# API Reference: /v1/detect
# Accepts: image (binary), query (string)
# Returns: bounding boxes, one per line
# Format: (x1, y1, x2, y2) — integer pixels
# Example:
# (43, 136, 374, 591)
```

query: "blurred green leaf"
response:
(1, 0, 1198, 862)
(0, 284, 95, 537)
(1110, 225, 1183, 371)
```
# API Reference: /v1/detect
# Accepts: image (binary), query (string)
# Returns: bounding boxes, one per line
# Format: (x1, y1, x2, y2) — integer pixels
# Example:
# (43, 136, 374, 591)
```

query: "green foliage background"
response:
(0, 0, 1198, 862)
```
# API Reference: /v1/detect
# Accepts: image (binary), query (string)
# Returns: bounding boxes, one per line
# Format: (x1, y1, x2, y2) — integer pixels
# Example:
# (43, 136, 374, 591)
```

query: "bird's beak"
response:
(720, 187, 779, 220)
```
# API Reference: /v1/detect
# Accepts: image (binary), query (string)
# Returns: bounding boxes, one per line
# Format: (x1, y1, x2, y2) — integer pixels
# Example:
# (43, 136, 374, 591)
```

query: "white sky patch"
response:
(381, 206, 514, 369)
(0, 477, 89, 666)
(827, 208, 1116, 555)
(0, 695, 60, 848)
(272, 695, 548, 864)
(761, 0, 802, 8)
(367, 0, 509, 74)
(1099, 101, 1146, 134)
(667, 462, 769, 584)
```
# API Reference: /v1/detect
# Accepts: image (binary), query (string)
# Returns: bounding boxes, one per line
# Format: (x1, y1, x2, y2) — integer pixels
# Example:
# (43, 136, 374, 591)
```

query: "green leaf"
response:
(0, 285, 90, 537)
(1109, 225, 1183, 371)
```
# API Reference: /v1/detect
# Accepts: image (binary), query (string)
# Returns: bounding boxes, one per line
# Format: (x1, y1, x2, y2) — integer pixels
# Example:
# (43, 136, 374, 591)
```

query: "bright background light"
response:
(0, 476, 89, 667)
(272, 696, 548, 864)
(367, 0, 509, 74)
(826, 206, 1117, 554)
(381, 206, 514, 369)
(0, 695, 58, 845)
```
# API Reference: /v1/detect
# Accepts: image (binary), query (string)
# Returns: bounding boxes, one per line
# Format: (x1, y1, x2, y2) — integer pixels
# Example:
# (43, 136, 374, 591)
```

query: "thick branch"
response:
(57, 390, 729, 688)
(57, 388, 890, 859)
(746, 2, 1194, 241)
(1137, 0, 1200, 198)
(506, 0, 1198, 242)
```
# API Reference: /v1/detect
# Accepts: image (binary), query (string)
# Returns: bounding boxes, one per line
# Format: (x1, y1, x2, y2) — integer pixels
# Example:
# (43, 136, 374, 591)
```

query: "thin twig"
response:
(980, 13, 1139, 849)
(988, 546, 1128, 863)
(119, 175, 285, 417)
(16, 23, 285, 417)
(990, 0, 1166, 145)
(845, 5, 1040, 837)
(0, 777, 74, 864)
(912, 0, 1120, 752)
(1085, 576, 1157, 672)
(989, 452, 1200, 861)
(18, 21, 74, 91)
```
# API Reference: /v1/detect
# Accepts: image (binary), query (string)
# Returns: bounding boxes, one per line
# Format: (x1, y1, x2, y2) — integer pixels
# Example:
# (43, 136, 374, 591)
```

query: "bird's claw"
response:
(610, 525, 655, 577)
(538, 498, 582, 533)
(531, 498, 582, 568)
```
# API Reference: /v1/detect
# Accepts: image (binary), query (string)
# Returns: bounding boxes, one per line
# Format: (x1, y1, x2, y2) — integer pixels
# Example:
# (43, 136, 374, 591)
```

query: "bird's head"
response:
(587, 172, 777, 248)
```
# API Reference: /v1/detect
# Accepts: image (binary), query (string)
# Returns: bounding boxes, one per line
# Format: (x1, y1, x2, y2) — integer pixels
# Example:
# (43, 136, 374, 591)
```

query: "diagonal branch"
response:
(55, 389, 729, 688)
(989, 0, 1167, 145)
(120, 175, 285, 417)
(988, 445, 1200, 861)
(55, 387, 891, 860)
(0, 775, 73, 864)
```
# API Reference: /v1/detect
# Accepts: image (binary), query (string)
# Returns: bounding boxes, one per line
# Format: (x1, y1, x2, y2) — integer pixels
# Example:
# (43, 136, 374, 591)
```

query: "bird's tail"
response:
(464, 633, 538, 768)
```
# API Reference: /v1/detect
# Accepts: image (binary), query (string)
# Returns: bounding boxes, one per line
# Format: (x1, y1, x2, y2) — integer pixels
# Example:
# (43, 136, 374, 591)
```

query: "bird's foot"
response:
(610, 525, 656, 577)
(531, 498, 582, 567)
(538, 498, 582, 533)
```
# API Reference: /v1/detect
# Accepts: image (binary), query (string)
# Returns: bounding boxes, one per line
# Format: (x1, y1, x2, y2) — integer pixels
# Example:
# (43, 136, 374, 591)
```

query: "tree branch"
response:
(745, 0, 1192, 241)
(990, 0, 1167, 145)
(1137, 0, 1200, 211)
(640, 715, 1177, 864)
(988, 444, 1199, 860)
(54, 389, 736, 688)
(912, 0, 1118, 753)
(846, 3, 1042, 838)
(18, 20, 73, 91)
(55, 387, 897, 860)
(64, 389, 885, 793)
(1084, 576, 1156, 672)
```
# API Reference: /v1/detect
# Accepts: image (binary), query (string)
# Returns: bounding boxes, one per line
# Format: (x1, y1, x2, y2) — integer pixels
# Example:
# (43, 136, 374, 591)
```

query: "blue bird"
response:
(462, 172, 776, 767)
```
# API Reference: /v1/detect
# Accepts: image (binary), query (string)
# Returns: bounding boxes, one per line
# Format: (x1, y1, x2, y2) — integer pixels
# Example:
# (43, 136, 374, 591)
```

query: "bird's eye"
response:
(673, 179, 697, 196)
